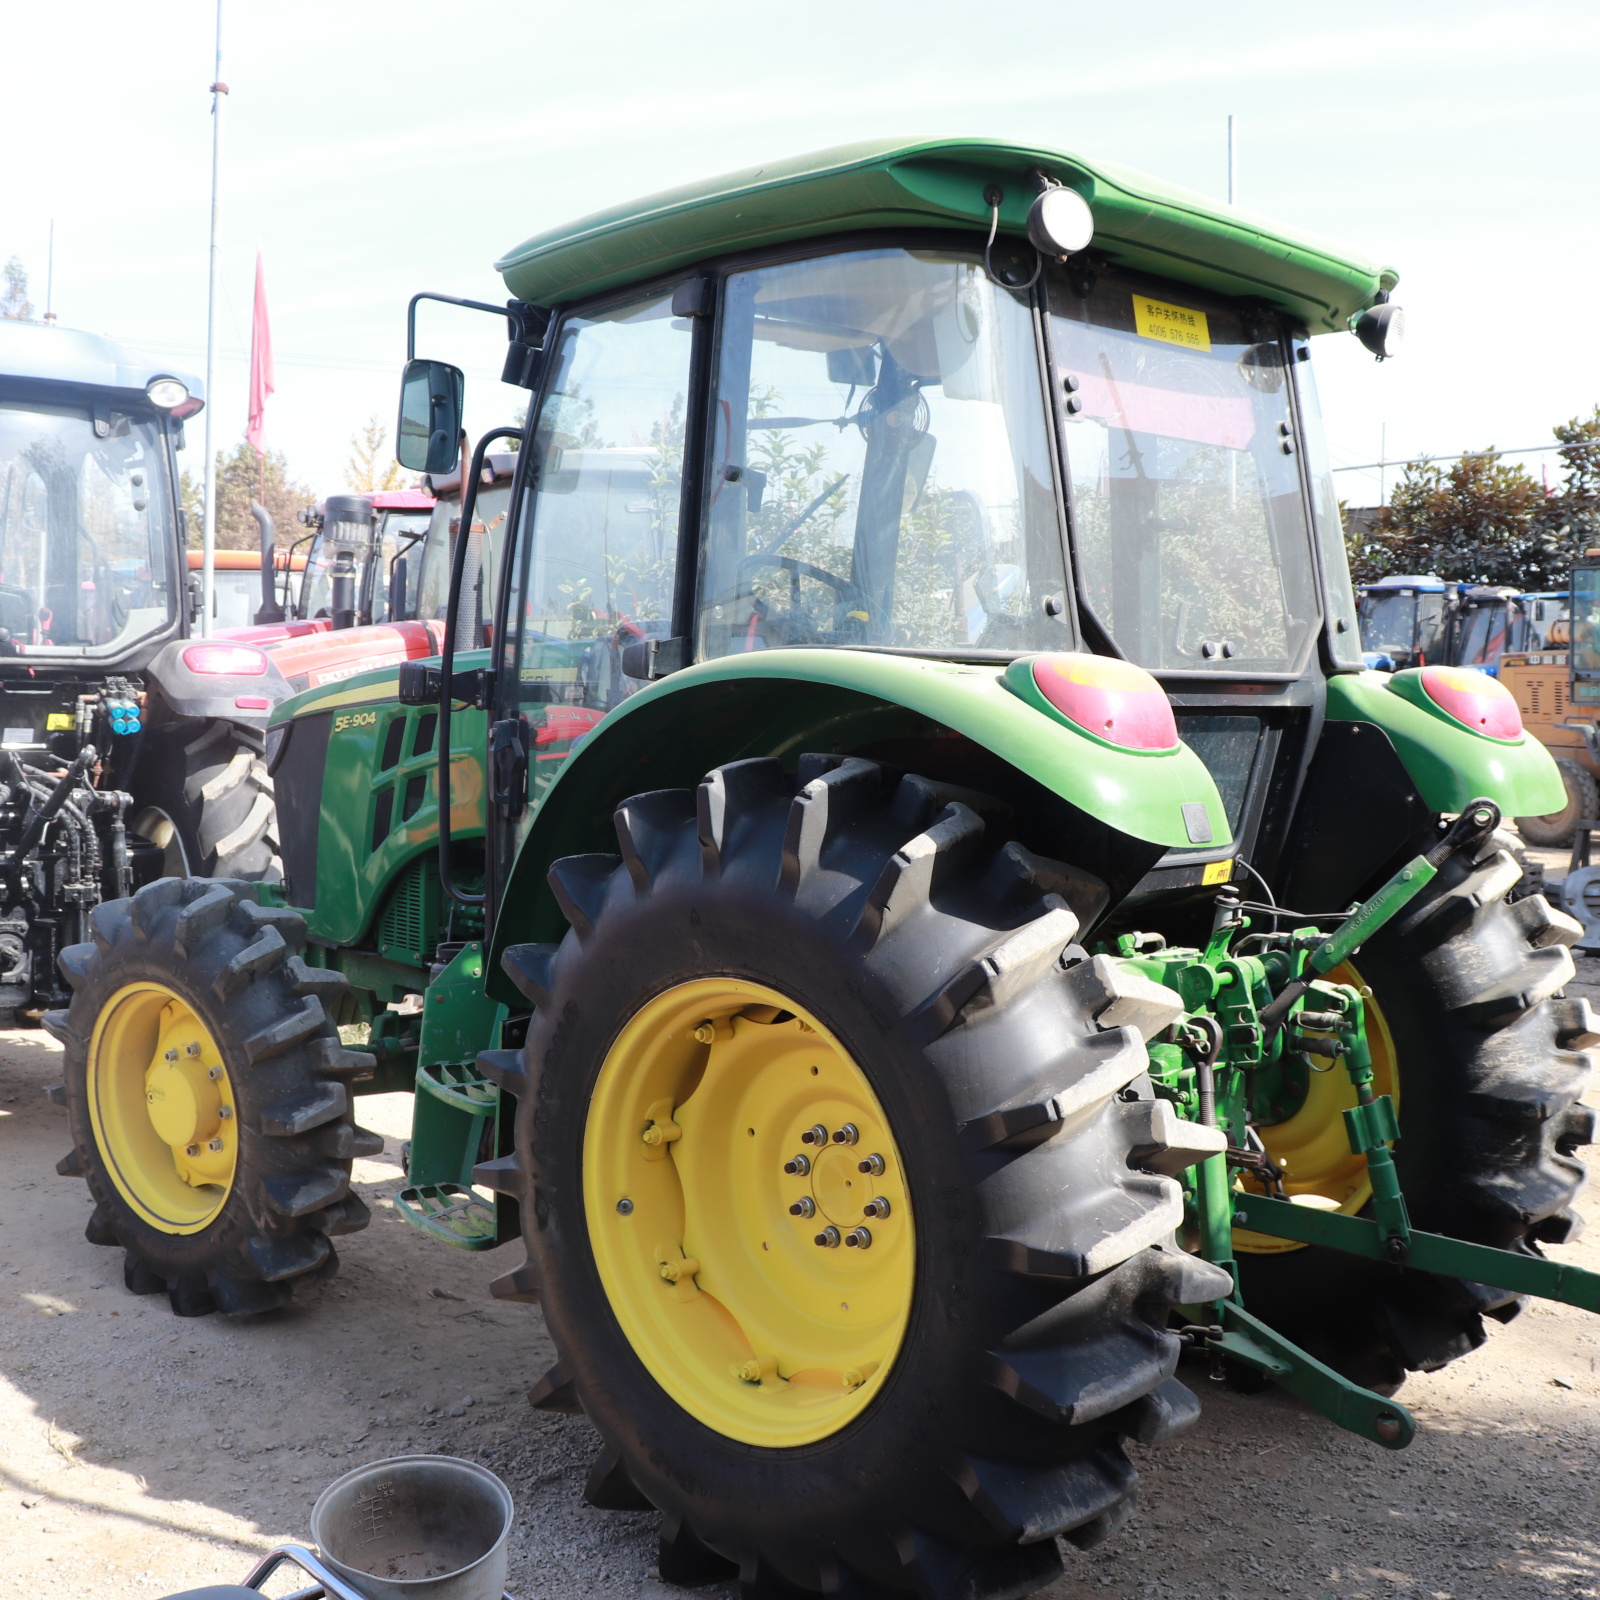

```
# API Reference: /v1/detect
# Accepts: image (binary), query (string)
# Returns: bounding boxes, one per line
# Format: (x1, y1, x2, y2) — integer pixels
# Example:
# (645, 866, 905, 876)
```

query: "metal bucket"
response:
(310, 1454, 513, 1600)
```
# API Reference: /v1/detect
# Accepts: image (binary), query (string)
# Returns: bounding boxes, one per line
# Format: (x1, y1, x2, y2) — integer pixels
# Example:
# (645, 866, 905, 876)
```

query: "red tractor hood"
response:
(217, 617, 445, 692)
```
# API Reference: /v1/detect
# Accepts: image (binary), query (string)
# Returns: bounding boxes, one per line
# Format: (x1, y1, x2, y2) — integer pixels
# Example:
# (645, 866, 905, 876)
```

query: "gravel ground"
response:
(1, 944, 1597, 1599)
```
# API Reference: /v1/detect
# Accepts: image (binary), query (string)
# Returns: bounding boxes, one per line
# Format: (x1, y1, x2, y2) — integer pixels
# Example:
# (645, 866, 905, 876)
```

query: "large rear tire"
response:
(490, 755, 1230, 1599)
(1236, 828, 1596, 1390)
(132, 721, 282, 883)
(47, 878, 377, 1316)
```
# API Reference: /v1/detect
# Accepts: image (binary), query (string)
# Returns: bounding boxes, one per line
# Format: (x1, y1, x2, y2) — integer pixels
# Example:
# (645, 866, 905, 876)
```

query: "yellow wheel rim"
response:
(87, 982, 237, 1234)
(584, 979, 914, 1448)
(1234, 962, 1398, 1255)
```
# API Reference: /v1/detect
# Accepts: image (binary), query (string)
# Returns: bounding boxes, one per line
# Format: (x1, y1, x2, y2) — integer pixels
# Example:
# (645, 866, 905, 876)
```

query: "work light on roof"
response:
(1354, 299, 1405, 361)
(1026, 186, 1095, 258)
(145, 377, 190, 410)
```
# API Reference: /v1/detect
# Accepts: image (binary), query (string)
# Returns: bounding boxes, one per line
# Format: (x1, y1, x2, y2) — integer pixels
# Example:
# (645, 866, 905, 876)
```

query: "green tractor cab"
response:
(51, 138, 1595, 1600)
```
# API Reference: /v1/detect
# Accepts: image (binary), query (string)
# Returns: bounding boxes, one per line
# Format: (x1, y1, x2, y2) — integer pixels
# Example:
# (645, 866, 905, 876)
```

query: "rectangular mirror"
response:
(396, 358, 464, 474)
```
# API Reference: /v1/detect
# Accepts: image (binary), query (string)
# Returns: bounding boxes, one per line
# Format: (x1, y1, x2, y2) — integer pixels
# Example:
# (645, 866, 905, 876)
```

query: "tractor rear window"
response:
(696, 248, 1069, 660)
(1048, 273, 1319, 673)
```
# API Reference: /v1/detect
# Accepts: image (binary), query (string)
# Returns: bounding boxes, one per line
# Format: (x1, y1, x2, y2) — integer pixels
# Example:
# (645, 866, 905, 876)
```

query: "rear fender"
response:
(1327, 670, 1565, 816)
(141, 636, 294, 729)
(486, 649, 1228, 1002)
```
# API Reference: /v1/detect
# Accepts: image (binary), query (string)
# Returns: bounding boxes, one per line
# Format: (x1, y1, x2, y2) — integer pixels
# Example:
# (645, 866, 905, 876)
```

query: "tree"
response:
(345, 416, 414, 492)
(1537, 406, 1600, 567)
(0, 257, 34, 322)
(1350, 448, 1549, 587)
(180, 439, 315, 550)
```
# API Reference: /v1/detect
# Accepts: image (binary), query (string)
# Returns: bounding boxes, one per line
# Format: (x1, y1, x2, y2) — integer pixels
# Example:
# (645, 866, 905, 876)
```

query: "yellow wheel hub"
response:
(87, 983, 237, 1234)
(1234, 962, 1398, 1255)
(584, 978, 914, 1448)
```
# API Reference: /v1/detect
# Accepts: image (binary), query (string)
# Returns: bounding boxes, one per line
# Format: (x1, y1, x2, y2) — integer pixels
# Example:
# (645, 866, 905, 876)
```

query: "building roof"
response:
(0, 319, 204, 405)
(496, 137, 1396, 334)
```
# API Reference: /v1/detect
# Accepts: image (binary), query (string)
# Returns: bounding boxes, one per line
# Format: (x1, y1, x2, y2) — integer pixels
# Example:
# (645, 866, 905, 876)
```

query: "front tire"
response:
(496, 756, 1230, 1598)
(48, 878, 377, 1316)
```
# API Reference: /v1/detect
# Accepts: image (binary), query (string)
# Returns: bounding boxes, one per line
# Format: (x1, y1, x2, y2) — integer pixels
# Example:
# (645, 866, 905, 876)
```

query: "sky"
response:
(6, 0, 1600, 510)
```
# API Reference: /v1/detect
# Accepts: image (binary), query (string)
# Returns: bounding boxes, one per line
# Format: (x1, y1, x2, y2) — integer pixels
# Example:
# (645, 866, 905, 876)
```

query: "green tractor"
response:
(47, 139, 1600, 1597)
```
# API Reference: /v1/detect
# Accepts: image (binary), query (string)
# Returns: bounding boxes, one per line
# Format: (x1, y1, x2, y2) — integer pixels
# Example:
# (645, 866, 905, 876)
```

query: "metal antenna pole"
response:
(1227, 114, 1237, 205)
(200, 0, 226, 638)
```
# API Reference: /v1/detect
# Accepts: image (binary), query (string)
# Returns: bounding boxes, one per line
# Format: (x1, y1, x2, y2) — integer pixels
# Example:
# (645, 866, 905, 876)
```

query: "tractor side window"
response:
(696, 248, 1068, 660)
(510, 290, 689, 728)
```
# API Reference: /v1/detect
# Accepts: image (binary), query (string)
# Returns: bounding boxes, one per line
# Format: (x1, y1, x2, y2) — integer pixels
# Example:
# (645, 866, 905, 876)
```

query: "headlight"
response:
(146, 377, 190, 409)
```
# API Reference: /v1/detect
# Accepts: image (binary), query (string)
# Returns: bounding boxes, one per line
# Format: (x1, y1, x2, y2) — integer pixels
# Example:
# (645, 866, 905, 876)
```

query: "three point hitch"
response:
(1114, 801, 1600, 1448)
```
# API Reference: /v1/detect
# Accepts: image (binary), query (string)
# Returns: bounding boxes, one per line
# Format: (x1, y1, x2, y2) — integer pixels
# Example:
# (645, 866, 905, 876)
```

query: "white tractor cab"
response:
(1357, 574, 1452, 670)
(0, 319, 296, 1007)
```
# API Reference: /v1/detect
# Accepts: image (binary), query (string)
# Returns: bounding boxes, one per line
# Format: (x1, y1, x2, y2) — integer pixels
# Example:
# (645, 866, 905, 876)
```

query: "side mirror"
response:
(396, 359, 464, 473)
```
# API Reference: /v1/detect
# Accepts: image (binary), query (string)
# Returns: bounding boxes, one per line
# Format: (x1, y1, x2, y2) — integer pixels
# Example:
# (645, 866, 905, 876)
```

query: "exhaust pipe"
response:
(249, 500, 286, 624)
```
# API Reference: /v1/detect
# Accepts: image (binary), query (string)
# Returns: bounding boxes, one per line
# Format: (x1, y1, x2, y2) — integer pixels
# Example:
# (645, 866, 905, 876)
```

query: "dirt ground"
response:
(3, 890, 1599, 1598)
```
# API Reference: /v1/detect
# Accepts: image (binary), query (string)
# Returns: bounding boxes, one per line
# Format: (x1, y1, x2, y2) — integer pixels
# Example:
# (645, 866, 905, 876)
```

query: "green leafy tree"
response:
(1535, 407, 1600, 570)
(0, 257, 34, 322)
(1351, 448, 1548, 587)
(180, 439, 314, 551)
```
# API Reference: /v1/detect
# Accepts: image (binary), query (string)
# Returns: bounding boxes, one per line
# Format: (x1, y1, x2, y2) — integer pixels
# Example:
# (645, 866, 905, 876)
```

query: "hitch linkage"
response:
(1124, 797, 1600, 1450)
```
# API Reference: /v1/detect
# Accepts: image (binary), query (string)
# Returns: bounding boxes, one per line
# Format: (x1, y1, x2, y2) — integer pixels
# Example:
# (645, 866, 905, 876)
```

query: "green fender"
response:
(487, 649, 1228, 995)
(1326, 671, 1565, 817)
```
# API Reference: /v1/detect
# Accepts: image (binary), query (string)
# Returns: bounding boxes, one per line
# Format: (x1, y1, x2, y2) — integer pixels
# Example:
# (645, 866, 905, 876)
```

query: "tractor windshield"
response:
(1047, 274, 1318, 673)
(0, 397, 177, 657)
(696, 248, 1069, 659)
(1358, 587, 1448, 664)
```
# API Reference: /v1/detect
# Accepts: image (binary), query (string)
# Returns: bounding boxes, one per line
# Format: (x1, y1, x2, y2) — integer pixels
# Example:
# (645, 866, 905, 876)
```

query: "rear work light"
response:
(1006, 652, 1180, 751)
(183, 643, 269, 676)
(1418, 665, 1523, 739)
(234, 696, 272, 711)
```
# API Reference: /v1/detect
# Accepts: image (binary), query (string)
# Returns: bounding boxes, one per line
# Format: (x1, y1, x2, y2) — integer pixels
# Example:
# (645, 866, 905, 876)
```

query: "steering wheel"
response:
(730, 554, 871, 639)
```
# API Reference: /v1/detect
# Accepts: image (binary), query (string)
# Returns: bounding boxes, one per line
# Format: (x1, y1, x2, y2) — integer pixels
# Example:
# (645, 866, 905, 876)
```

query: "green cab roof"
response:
(496, 136, 1396, 334)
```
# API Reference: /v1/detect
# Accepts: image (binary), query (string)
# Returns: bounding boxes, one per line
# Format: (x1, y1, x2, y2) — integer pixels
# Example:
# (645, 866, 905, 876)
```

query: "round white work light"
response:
(145, 378, 190, 410)
(1354, 302, 1406, 361)
(1027, 187, 1095, 257)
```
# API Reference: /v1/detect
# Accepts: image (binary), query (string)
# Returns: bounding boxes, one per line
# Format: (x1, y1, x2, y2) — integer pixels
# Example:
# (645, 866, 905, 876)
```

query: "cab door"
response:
(486, 283, 704, 910)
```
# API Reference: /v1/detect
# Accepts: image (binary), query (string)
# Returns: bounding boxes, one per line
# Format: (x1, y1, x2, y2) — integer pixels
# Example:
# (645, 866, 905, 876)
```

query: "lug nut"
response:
(789, 1196, 816, 1218)
(832, 1123, 859, 1145)
(217, 1105, 233, 1120)
(207, 1137, 224, 1153)
(186, 1041, 202, 1057)
(814, 1226, 841, 1248)
(165, 1049, 179, 1062)
(783, 1153, 811, 1176)
(207, 1066, 222, 1081)
(863, 1196, 891, 1219)
(857, 1153, 886, 1176)
(800, 1124, 829, 1146)
(616, 1197, 634, 1215)
(844, 1227, 872, 1249)
(184, 1143, 200, 1157)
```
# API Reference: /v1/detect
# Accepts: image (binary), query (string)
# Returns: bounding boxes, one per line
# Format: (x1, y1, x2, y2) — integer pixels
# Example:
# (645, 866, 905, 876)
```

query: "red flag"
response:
(246, 251, 274, 456)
